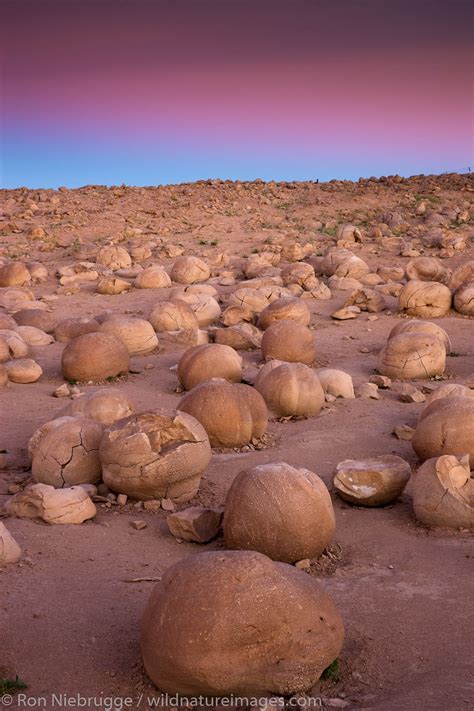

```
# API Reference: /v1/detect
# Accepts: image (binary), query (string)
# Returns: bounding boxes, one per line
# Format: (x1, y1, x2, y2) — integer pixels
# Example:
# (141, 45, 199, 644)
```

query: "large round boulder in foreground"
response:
(99, 409, 211, 502)
(61, 332, 129, 382)
(224, 462, 335, 562)
(398, 280, 452, 318)
(412, 396, 474, 466)
(377, 332, 445, 379)
(177, 343, 242, 390)
(333, 455, 411, 506)
(261, 320, 316, 365)
(178, 379, 268, 448)
(453, 281, 474, 316)
(412, 455, 473, 529)
(140, 550, 344, 696)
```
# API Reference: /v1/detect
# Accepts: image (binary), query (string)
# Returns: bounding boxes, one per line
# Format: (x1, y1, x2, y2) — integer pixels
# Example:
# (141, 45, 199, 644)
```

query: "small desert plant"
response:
(321, 658, 340, 682)
(0, 676, 28, 695)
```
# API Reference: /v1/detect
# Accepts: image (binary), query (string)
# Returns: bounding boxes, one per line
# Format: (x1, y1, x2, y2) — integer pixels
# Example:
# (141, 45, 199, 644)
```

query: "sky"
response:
(1, 0, 473, 188)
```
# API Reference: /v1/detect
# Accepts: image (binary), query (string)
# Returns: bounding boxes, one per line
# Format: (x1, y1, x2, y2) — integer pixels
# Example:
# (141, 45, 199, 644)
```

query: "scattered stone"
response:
(333, 455, 411, 506)
(357, 382, 380, 399)
(143, 500, 161, 512)
(400, 385, 426, 403)
(0, 521, 22, 564)
(5, 483, 96, 524)
(331, 305, 360, 320)
(370, 375, 392, 388)
(161, 498, 175, 512)
(393, 425, 415, 441)
(167, 506, 223, 543)
(130, 520, 147, 530)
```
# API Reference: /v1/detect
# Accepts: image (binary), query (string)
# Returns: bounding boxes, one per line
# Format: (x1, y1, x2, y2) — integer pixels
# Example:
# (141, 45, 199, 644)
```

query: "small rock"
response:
(294, 558, 311, 570)
(161, 498, 176, 512)
(331, 305, 361, 320)
(117, 494, 128, 506)
(130, 520, 147, 530)
(393, 424, 415, 441)
(5, 483, 96, 524)
(400, 385, 426, 403)
(0, 521, 22, 564)
(143, 499, 161, 512)
(325, 699, 351, 709)
(167, 506, 223, 543)
(53, 383, 71, 398)
(358, 382, 380, 399)
(370, 375, 392, 388)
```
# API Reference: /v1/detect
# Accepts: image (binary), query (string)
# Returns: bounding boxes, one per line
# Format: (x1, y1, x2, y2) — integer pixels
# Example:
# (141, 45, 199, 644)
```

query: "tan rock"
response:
(257, 297, 311, 330)
(388, 319, 451, 353)
(99, 409, 211, 501)
(96, 276, 131, 295)
(167, 506, 223, 543)
(61, 388, 135, 425)
(5, 483, 96, 524)
(13, 308, 57, 332)
(412, 455, 473, 529)
(141, 550, 344, 695)
(224, 462, 335, 562)
(171, 256, 210, 284)
(0, 261, 31, 287)
(255, 362, 324, 417)
(0, 330, 29, 358)
(54, 317, 100, 342)
(4, 358, 42, 383)
(357, 382, 380, 399)
(99, 316, 158, 355)
(15, 326, 54, 346)
(405, 257, 449, 284)
(261, 320, 316, 365)
(173, 293, 221, 327)
(134, 266, 172, 289)
(178, 379, 268, 448)
(453, 281, 474, 316)
(178, 343, 242, 390)
(0, 521, 22, 564)
(333, 455, 411, 506)
(331, 305, 360, 320)
(61, 332, 129, 382)
(345, 288, 386, 313)
(149, 299, 199, 332)
(30, 416, 103, 487)
(316, 368, 355, 399)
(213, 323, 262, 350)
(96, 245, 132, 270)
(412, 396, 474, 465)
(399, 280, 452, 318)
(378, 332, 446, 379)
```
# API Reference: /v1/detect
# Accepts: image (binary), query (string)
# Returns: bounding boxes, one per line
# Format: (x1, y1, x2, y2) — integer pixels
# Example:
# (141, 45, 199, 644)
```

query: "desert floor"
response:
(1, 174, 473, 710)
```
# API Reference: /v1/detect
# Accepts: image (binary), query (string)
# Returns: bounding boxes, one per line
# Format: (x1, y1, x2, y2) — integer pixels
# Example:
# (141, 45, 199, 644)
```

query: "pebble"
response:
(130, 520, 147, 530)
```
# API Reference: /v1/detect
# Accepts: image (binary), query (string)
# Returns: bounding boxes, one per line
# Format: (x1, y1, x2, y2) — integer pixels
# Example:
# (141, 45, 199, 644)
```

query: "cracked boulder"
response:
(0, 521, 22, 564)
(255, 362, 324, 418)
(54, 317, 100, 342)
(377, 332, 446, 380)
(171, 256, 210, 284)
(5, 483, 97, 524)
(141, 550, 344, 695)
(96, 245, 132, 271)
(412, 454, 473, 529)
(30, 416, 103, 487)
(261, 320, 316, 365)
(257, 297, 311, 330)
(405, 257, 450, 284)
(99, 316, 158, 355)
(60, 388, 135, 425)
(224, 462, 335, 562)
(399, 280, 452, 318)
(99, 409, 211, 502)
(412, 396, 474, 465)
(177, 343, 242, 390)
(333, 455, 411, 506)
(134, 266, 172, 289)
(213, 323, 262, 350)
(148, 299, 199, 332)
(61, 332, 129, 382)
(178, 379, 268, 448)
(172, 293, 221, 327)
(453, 281, 474, 316)
(388, 319, 451, 353)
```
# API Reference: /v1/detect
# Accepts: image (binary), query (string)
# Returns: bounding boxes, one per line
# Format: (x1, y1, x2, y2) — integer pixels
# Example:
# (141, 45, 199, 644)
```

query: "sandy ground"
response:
(0, 174, 473, 710)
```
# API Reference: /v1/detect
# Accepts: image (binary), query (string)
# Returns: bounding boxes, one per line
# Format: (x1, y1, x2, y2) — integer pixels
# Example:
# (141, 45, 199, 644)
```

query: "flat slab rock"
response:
(167, 506, 223, 543)
(5, 483, 97, 524)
